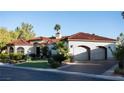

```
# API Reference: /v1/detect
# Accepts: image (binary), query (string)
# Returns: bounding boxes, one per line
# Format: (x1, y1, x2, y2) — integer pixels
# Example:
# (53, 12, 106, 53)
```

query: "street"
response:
(0, 66, 113, 81)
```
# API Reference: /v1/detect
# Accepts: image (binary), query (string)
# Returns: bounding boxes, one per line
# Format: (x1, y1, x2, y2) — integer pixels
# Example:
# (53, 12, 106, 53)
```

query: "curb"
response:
(57, 64, 71, 69)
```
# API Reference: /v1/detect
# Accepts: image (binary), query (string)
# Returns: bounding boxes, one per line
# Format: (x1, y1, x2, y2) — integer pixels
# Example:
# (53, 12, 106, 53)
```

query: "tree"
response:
(54, 24, 61, 32)
(110, 33, 124, 69)
(122, 12, 124, 19)
(41, 46, 49, 58)
(52, 41, 69, 64)
(0, 28, 14, 51)
(111, 45, 124, 69)
(17, 30, 25, 39)
(48, 41, 69, 68)
(111, 12, 124, 69)
(0, 22, 36, 52)
(15, 22, 35, 40)
(117, 33, 124, 46)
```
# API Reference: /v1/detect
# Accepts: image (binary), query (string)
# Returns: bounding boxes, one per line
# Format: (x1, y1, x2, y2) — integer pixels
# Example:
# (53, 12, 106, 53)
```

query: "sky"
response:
(0, 11, 123, 39)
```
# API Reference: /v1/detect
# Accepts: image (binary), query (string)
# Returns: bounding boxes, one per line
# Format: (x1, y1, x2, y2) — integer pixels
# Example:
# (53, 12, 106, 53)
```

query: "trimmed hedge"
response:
(0, 53, 27, 64)
(9, 53, 27, 61)
(0, 53, 9, 59)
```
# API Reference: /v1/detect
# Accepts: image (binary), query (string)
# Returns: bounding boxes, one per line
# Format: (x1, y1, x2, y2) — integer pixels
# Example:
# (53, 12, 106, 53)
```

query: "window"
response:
(17, 47, 24, 54)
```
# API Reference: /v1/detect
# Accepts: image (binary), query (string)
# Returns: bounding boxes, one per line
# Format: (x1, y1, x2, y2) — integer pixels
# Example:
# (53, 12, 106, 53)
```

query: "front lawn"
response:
(15, 60, 50, 68)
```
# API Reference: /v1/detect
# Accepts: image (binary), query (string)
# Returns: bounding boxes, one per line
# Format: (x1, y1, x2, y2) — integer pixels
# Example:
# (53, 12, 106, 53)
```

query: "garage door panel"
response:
(92, 48, 105, 60)
(74, 47, 89, 61)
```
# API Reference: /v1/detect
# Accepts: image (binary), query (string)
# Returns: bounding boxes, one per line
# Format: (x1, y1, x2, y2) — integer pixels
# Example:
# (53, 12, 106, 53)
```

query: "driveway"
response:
(58, 60, 117, 74)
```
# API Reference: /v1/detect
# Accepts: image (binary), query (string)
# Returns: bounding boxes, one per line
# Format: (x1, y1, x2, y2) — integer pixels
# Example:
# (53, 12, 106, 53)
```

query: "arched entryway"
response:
(9, 47, 14, 53)
(95, 46, 107, 60)
(17, 47, 24, 54)
(33, 42, 40, 57)
(74, 45, 90, 61)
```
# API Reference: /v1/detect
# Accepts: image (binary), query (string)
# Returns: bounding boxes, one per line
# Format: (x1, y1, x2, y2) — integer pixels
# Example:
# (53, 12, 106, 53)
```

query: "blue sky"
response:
(0, 11, 123, 39)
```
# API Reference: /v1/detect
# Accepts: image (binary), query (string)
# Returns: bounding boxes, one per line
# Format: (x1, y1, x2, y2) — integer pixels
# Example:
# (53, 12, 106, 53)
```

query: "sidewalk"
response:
(0, 62, 14, 66)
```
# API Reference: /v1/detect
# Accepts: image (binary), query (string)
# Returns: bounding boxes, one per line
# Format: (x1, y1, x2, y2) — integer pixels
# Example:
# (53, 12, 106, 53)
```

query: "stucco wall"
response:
(68, 40, 116, 61)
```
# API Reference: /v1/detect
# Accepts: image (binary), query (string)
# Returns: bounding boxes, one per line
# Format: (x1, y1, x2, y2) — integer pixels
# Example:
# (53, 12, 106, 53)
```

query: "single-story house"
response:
(6, 32, 116, 61)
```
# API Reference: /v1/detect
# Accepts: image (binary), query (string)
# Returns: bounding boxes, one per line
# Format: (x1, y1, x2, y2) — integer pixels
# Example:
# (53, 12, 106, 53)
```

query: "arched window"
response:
(17, 47, 24, 54)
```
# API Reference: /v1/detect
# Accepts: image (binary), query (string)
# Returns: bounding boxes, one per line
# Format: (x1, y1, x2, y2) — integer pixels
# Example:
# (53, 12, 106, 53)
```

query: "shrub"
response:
(9, 60, 18, 64)
(41, 46, 48, 56)
(50, 62, 61, 68)
(22, 55, 27, 60)
(0, 53, 9, 59)
(114, 67, 124, 75)
(28, 53, 40, 60)
(9, 53, 25, 60)
(110, 45, 124, 69)
(52, 54, 66, 64)
(65, 55, 73, 62)
(11, 53, 27, 63)
(0, 53, 9, 63)
(26, 56, 31, 61)
(48, 57, 54, 64)
(110, 33, 124, 69)
(48, 57, 61, 68)
(0, 59, 10, 63)
(48, 41, 70, 68)
(51, 41, 69, 63)
(0, 53, 27, 63)
(29, 53, 36, 58)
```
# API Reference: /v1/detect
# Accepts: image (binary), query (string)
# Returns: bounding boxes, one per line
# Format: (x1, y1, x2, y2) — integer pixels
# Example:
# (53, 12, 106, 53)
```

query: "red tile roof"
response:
(7, 32, 115, 46)
(68, 32, 116, 42)
(28, 36, 61, 44)
(7, 39, 32, 46)
(47, 39, 60, 44)
(28, 36, 50, 41)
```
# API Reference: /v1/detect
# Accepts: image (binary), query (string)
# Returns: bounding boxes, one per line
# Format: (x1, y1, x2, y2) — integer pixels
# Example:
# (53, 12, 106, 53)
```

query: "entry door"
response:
(36, 47, 40, 57)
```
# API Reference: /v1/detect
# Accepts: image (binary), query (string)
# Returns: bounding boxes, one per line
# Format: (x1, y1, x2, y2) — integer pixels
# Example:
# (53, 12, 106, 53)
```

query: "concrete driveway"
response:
(58, 60, 117, 75)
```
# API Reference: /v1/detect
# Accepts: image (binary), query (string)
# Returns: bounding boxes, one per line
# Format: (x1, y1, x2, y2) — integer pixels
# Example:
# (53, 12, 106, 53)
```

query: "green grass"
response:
(15, 60, 50, 68)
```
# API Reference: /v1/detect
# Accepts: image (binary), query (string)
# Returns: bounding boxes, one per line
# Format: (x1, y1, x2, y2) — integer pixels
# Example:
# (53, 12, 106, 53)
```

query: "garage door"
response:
(74, 46, 89, 61)
(93, 47, 107, 60)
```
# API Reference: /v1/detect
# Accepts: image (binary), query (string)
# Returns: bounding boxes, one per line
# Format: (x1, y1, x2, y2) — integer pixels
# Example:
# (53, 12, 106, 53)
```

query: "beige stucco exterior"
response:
(68, 40, 116, 61)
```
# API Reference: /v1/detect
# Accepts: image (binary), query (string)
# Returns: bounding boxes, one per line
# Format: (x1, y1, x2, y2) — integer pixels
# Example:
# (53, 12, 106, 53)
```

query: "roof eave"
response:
(68, 39, 116, 43)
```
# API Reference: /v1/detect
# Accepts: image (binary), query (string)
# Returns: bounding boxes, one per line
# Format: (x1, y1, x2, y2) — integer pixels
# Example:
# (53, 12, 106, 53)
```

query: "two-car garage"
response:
(68, 32, 115, 62)
(72, 45, 108, 61)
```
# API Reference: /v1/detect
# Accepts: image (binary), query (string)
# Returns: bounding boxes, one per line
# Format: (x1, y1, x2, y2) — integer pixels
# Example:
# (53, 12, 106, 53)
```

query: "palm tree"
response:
(54, 24, 61, 32)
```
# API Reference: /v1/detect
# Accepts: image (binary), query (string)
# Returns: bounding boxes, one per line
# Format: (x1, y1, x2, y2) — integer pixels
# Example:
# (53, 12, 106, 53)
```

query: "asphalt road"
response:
(0, 66, 113, 81)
